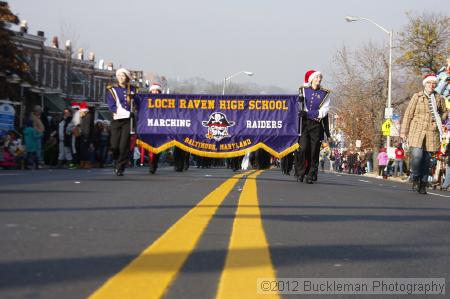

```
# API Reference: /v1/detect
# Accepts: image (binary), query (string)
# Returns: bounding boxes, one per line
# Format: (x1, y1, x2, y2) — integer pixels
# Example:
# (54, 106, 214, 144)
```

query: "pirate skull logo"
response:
(202, 112, 235, 141)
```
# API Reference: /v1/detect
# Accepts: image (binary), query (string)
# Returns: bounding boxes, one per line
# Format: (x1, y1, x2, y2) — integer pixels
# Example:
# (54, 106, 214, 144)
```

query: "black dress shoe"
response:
(116, 170, 124, 176)
(418, 181, 427, 194)
(306, 178, 313, 184)
(412, 177, 420, 192)
(297, 175, 304, 182)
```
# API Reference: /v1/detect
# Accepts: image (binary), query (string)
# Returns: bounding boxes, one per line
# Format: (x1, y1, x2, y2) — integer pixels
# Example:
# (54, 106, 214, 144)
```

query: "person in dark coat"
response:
(173, 146, 190, 172)
(56, 108, 74, 168)
(281, 152, 294, 175)
(79, 101, 94, 168)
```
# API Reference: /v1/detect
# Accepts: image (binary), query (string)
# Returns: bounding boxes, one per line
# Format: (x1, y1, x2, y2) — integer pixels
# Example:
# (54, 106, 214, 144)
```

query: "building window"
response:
(57, 64, 61, 90)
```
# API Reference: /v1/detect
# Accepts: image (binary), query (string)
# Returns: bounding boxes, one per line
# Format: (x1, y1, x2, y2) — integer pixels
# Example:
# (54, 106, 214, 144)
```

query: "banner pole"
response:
(128, 83, 135, 135)
(298, 87, 305, 143)
(294, 87, 305, 181)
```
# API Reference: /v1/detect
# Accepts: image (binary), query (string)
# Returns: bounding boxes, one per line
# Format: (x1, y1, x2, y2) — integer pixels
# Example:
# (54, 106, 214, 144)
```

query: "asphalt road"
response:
(1, 166, 449, 298)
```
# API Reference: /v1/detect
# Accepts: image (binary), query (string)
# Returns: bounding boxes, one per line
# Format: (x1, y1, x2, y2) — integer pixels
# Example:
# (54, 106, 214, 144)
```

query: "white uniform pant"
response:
(58, 141, 73, 161)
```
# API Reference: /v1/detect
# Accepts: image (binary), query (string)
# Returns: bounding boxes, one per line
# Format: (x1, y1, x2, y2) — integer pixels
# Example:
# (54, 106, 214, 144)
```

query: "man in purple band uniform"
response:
(296, 69, 330, 184)
(106, 68, 139, 176)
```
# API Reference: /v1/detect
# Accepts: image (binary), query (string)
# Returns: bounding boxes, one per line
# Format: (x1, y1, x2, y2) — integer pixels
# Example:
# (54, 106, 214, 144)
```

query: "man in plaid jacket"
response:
(400, 74, 447, 194)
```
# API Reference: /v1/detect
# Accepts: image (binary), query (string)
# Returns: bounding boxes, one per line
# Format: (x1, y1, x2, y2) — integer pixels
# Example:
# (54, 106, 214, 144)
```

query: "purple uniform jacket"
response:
(303, 87, 330, 121)
(106, 84, 139, 115)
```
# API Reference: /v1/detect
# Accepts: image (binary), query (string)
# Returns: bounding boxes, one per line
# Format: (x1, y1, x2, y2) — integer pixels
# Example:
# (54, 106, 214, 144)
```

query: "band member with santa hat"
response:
(145, 83, 162, 174)
(295, 69, 330, 184)
(106, 68, 139, 176)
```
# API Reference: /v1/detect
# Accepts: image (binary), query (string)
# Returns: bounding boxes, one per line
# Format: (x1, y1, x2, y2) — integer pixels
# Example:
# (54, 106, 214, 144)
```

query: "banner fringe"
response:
(136, 139, 298, 159)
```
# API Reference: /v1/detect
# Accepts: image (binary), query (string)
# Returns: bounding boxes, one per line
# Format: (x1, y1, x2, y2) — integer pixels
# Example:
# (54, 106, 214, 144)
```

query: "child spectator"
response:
(24, 120, 43, 169)
(377, 147, 389, 179)
(394, 143, 405, 177)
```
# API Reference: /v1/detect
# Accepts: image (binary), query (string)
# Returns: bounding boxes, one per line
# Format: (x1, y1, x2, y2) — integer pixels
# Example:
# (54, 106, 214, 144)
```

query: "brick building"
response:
(4, 24, 144, 127)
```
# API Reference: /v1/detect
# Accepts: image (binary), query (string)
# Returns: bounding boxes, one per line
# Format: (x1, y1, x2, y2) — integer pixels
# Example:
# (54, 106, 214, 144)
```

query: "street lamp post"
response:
(222, 71, 254, 95)
(345, 16, 393, 149)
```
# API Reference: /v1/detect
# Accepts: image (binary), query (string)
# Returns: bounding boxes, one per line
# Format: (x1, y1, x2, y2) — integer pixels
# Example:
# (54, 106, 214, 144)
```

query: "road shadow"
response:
(0, 243, 439, 289)
(215, 213, 450, 223)
(2, 204, 449, 213)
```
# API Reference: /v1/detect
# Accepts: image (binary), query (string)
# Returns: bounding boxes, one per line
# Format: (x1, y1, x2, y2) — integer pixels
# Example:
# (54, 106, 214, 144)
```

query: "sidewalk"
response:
(363, 172, 410, 184)
(330, 170, 410, 184)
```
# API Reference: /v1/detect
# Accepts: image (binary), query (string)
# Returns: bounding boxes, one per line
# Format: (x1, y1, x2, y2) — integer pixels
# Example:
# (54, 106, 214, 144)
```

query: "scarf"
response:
(425, 90, 443, 141)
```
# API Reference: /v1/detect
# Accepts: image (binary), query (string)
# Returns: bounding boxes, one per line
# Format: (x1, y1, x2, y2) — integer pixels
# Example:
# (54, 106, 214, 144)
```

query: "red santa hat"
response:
(422, 73, 437, 86)
(304, 69, 322, 86)
(149, 82, 162, 92)
(79, 101, 89, 112)
(71, 101, 80, 109)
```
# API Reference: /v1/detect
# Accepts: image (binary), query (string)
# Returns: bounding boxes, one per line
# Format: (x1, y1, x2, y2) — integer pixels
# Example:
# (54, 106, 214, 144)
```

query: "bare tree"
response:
(330, 42, 389, 163)
(59, 20, 90, 58)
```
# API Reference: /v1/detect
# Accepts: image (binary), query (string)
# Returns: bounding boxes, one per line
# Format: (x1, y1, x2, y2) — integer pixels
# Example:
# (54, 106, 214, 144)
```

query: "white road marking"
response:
(358, 179, 370, 183)
(0, 173, 20, 176)
(427, 192, 450, 198)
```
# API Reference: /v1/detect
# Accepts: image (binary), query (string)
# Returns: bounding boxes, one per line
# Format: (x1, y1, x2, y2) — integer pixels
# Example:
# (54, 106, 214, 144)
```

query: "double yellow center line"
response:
(89, 170, 279, 299)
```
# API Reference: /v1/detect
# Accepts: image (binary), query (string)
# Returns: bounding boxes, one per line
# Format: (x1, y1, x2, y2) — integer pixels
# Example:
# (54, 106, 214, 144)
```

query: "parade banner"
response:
(135, 94, 299, 158)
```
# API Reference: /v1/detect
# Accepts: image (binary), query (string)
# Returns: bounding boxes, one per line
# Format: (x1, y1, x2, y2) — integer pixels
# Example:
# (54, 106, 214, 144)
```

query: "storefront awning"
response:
(44, 94, 69, 113)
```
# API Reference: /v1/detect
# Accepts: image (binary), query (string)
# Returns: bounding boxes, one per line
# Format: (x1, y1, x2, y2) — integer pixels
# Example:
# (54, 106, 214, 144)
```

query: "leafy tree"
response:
(397, 12, 450, 74)
(0, 1, 31, 96)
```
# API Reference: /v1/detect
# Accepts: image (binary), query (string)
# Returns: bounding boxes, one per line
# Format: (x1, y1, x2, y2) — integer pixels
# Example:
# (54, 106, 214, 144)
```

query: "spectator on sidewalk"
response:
(365, 148, 373, 173)
(0, 133, 17, 169)
(69, 101, 81, 167)
(394, 143, 405, 177)
(94, 120, 110, 168)
(329, 150, 335, 172)
(57, 108, 75, 168)
(347, 151, 355, 174)
(319, 144, 330, 173)
(358, 151, 366, 175)
(79, 102, 95, 168)
(30, 105, 45, 163)
(133, 145, 140, 167)
(24, 120, 43, 170)
(377, 147, 389, 179)
(440, 143, 450, 191)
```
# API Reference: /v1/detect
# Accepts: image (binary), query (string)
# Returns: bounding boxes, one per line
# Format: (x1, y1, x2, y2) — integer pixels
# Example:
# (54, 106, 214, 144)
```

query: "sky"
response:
(8, 0, 450, 92)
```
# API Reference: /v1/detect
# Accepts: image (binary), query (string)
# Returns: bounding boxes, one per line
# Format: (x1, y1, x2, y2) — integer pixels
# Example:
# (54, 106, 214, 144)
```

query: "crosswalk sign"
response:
(382, 119, 392, 136)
